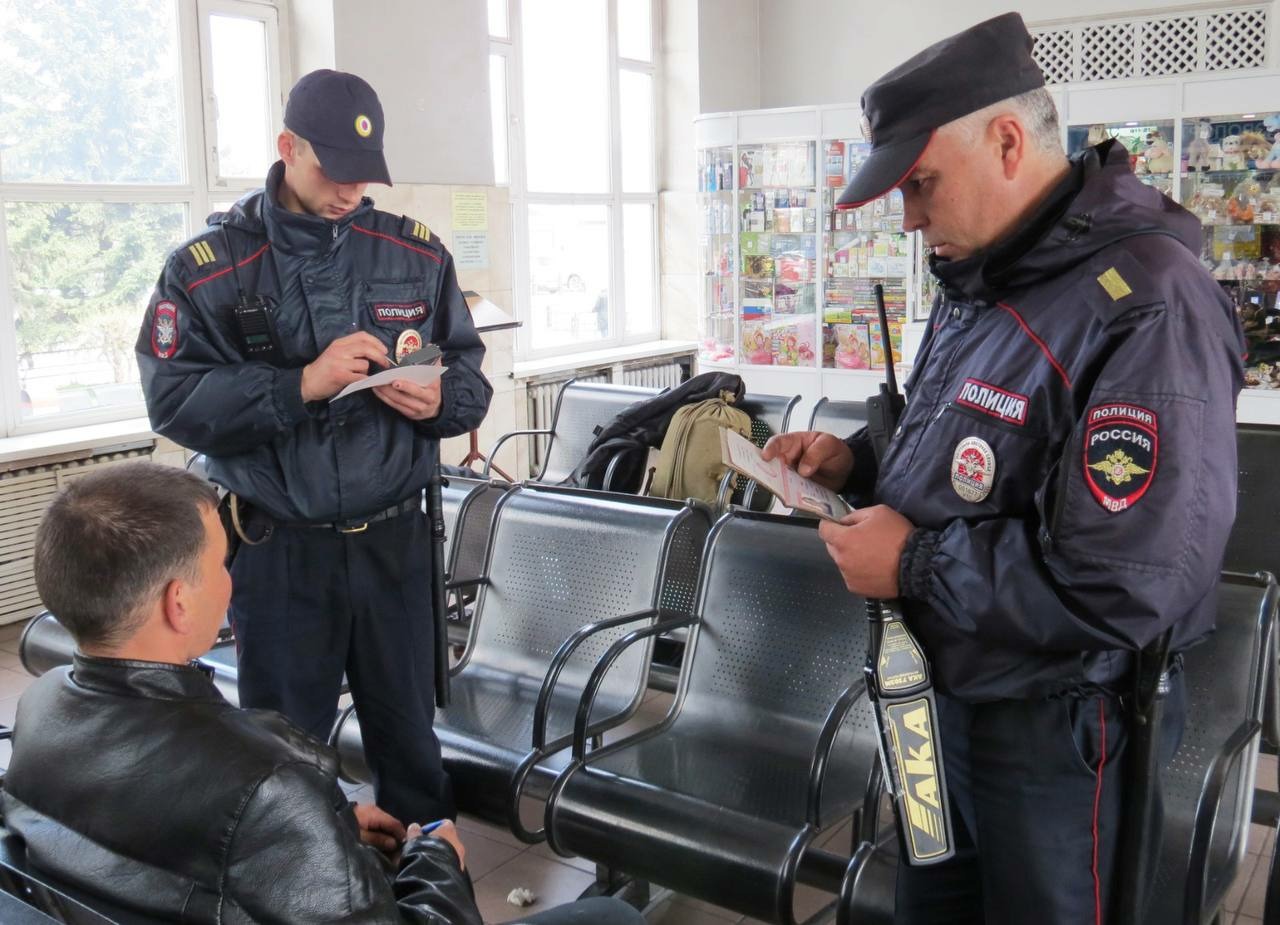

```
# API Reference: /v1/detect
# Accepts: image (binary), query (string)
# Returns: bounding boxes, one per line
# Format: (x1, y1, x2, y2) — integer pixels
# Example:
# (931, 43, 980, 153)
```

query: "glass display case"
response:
(1178, 111, 1280, 389)
(697, 145, 736, 365)
(1067, 119, 1176, 197)
(737, 141, 818, 367)
(820, 138, 910, 371)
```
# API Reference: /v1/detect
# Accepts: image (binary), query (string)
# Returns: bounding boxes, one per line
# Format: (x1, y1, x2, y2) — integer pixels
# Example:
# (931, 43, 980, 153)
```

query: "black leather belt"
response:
(301, 496, 421, 534)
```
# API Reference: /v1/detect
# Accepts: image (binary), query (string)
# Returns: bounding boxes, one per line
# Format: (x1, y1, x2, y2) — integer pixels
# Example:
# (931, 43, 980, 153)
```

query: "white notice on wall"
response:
(453, 231, 489, 269)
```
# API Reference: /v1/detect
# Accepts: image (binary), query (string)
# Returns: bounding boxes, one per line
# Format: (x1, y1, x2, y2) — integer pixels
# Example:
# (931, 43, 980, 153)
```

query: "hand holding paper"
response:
(330, 363, 446, 402)
(720, 429, 853, 521)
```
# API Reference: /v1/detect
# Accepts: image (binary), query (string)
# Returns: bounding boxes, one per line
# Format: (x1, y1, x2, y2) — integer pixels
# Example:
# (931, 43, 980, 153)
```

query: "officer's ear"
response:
(279, 130, 300, 166)
(991, 113, 1029, 180)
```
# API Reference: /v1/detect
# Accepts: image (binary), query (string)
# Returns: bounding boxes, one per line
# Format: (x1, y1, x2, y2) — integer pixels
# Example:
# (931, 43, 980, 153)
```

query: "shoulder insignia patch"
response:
(1083, 403, 1157, 513)
(151, 301, 179, 359)
(179, 237, 220, 275)
(1097, 267, 1133, 302)
(401, 216, 434, 245)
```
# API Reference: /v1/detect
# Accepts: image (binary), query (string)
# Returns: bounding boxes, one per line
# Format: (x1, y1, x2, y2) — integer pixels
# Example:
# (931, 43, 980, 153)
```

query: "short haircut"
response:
(947, 87, 1065, 157)
(33, 461, 220, 649)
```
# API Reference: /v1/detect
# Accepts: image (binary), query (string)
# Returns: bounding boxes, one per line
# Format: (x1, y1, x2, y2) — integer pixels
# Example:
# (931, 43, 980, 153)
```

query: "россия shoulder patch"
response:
(1083, 402, 1158, 513)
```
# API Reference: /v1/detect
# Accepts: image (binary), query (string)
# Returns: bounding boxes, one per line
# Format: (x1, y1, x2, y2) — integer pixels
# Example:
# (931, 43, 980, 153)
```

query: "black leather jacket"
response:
(1, 655, 484, 924)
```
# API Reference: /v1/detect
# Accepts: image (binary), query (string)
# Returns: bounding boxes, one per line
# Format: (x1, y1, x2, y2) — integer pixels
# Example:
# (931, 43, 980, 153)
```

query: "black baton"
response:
(427, 470, 451, 708)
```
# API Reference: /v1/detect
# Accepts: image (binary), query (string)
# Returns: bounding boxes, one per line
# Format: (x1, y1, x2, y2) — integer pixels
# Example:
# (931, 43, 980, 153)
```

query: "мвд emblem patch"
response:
(1084, 403, 1158, 513)
(151, 301, 179, 359)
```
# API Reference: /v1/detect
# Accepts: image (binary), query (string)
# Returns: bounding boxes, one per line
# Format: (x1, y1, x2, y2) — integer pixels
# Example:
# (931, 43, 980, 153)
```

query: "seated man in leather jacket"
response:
(1, 461, 640, 925)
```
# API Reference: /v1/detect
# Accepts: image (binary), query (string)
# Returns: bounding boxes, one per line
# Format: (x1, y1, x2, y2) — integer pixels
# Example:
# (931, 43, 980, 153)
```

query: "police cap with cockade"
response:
(284, 69, 393, 186)
(836, 12, 1045, 210)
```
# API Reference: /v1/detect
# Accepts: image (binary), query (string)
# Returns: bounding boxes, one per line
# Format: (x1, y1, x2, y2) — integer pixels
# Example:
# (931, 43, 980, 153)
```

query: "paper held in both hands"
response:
(719, 429, 853, 522)
(330, 364, 447, 402)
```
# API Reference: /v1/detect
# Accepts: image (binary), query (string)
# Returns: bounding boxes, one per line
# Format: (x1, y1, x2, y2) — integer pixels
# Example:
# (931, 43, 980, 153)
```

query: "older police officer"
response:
(137, 70, 492, 824)
(765, 14, 1243, 924)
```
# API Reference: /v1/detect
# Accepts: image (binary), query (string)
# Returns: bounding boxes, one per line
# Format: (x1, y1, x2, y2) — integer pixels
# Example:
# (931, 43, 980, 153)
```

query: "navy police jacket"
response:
(136, 162, 493, 523)
(846, 139, 1245, 701)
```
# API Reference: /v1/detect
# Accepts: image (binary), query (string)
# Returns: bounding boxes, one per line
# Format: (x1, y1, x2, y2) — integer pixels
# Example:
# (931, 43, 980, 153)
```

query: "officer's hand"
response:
(301, 333, 392, 402)
(762, 431, 853, 491)
(353, 802, 406, 855)
(407, 820, 467, 870)
(817, 505, 914, 599)
(372, 372, 442, 421)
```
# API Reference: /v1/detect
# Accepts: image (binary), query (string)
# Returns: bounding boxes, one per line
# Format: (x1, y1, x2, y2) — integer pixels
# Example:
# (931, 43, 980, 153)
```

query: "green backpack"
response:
(648, 392, 751, 504)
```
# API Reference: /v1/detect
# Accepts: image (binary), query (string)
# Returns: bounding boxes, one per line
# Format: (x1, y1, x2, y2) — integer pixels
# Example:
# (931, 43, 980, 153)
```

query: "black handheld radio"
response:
(864, 283, 955, 867)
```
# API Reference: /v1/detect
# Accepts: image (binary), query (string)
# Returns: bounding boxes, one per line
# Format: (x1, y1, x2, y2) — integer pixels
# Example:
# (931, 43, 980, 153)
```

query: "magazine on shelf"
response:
(719, 429, 852, 522)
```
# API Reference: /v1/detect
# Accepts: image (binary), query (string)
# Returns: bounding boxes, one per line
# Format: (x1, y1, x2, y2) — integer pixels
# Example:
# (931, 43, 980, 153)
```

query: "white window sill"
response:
(513, 339, 697, 381)
(0, 418, 157, 469)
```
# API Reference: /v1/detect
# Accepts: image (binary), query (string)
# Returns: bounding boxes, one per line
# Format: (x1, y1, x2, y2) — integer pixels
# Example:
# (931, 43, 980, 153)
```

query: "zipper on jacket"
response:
(936, 400, 1038, 438)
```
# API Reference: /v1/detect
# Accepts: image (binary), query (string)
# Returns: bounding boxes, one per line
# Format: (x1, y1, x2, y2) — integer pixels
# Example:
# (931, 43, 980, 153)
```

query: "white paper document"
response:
(330, 364, 447, 402)
(720, 428, 853, 522)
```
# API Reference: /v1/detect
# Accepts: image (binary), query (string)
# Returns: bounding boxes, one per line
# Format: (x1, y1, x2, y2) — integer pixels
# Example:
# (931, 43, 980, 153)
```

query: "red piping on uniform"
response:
(995, 301, 1073, 389)
(352, 224, 443, 263)
(835, 129, 936, 211)
(1091, 699, 1108, 925)
(186, 243, 271, 293)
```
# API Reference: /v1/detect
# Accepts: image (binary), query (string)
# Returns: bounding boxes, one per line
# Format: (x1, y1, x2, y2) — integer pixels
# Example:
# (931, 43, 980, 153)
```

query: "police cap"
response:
(284, 69, 393, 186)
(837, 12, 1045, 210)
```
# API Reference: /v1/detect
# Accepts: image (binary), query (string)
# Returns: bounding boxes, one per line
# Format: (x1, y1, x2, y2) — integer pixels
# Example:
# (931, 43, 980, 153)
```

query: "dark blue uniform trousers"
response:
(229, 508, 454, 825)
(894, 678, 1185, 925)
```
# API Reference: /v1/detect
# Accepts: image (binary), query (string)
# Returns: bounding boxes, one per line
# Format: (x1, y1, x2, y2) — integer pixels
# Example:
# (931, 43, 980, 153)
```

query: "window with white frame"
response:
(490, 0, 658, 359)
(0, 0, 282, 437)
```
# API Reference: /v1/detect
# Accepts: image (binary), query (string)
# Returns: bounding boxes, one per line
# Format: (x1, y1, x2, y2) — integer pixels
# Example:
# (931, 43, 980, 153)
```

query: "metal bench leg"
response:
(578, 865, 650, 911)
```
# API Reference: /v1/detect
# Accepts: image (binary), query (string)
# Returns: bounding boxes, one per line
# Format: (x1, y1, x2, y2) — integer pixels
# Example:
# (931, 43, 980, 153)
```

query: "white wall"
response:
(751, 0, 1233, 110)
(290, 0, 493, 187)
(698, 0, 762, 113)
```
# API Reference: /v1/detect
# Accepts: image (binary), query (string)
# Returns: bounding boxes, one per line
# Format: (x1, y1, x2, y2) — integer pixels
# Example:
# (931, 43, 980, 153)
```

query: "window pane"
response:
(487, 0, 508, 38)
(489, 55, 509, 185)
(523, 0, 608, 193)
(619, 70, 653, 193)
(0, 0, 184, 184)
(528, 204, 610, 351)
(617, 0, 652, 62)
(623, 203, 654, 336)
(5, 201, 186, 420)
(208, 14, 274, 182)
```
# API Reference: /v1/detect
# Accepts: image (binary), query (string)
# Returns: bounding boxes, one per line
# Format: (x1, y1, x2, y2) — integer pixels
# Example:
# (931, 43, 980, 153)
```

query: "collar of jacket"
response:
(70, 653, 224, 704)
(929, 138, 1202, 303)
(258, 160, 373, 258)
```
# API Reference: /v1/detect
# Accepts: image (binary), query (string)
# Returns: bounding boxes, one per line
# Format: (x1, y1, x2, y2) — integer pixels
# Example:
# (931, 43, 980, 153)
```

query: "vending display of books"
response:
(820, 139, 911, 370)
(698, 145, 736, 364)
(737, 141, 819, 367)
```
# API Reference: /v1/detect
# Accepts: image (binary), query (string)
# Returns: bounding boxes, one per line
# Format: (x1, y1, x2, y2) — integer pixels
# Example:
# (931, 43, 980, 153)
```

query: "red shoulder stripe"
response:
(995, 300, 1073, 390)
(186, 243, 270, 294)
(351, 224, 443, 264)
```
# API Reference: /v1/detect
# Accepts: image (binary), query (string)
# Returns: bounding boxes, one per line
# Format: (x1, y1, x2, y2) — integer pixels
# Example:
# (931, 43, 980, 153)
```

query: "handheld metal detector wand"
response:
(863, 283, 955, 866)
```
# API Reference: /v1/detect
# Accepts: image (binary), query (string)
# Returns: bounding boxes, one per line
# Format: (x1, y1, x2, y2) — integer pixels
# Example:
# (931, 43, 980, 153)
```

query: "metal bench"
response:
(1140, 571, 1277, 925)
(544, 511, 881, 924)
(484, 379, 660, 486)
(331, 483, 711, 842)
(807, 397, 869, 437)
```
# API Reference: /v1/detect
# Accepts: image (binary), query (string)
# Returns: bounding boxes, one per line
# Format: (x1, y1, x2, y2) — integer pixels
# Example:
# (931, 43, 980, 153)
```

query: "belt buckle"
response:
(339, 521, 369, 534)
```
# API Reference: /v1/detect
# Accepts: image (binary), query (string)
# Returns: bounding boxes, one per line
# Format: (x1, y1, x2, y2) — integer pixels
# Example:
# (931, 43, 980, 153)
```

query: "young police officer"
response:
(137, 70, 493, 824)
(765, 14, 1243, 924)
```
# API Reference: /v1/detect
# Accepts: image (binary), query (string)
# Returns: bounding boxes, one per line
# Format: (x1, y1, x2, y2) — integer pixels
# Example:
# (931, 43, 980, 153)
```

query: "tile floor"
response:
(0, 619, 1275, 924)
